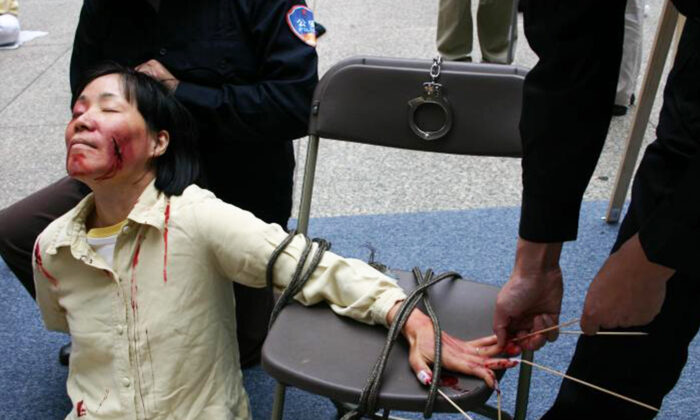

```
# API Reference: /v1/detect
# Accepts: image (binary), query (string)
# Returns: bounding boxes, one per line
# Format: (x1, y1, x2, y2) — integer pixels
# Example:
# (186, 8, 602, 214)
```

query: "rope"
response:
(266, 230, 463, 419)
(266, 230, 331, 330)
(341, 269, 462, 419)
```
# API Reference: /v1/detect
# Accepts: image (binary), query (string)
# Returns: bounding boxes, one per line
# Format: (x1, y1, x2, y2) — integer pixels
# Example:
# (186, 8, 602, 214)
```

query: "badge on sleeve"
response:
(286, 5, 317, 47)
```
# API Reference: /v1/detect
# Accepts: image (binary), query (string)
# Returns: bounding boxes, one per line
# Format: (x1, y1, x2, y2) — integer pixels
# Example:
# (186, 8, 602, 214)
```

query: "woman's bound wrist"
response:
(385, 301, 431, 335)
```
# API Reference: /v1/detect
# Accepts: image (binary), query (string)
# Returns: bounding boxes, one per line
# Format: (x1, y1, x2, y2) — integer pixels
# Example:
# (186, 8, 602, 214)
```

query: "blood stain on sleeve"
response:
(34, 242, 58, 286)
(76, 400, 87, 417)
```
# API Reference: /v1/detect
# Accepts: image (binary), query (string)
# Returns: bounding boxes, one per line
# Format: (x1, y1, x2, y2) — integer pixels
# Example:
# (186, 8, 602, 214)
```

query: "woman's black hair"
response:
(73, 62, 200, 196)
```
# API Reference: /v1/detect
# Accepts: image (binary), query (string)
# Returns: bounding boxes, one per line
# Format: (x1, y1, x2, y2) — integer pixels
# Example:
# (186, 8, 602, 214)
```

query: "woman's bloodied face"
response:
(65, 74, 159, 185)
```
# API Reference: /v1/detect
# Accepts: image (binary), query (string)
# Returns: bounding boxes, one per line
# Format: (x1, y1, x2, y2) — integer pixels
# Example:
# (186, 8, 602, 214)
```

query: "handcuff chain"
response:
(430, 56, 443, 83)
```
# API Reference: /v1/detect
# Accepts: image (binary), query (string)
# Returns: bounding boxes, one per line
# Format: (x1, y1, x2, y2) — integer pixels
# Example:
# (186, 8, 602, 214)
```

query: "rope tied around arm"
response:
(266, 230, 332, 330)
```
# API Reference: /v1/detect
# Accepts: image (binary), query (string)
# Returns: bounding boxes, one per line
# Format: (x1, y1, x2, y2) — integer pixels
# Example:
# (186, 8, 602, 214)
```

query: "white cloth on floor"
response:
(0, 13, 20, 47)
(0, 28, 47, 50)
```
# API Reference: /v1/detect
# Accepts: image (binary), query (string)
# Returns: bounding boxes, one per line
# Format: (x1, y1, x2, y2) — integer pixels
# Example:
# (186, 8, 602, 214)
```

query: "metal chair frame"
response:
(264, 55, 536, 420)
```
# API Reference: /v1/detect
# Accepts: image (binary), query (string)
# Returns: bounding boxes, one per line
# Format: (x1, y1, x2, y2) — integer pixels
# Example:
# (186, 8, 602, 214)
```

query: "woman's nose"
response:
(73, 112, 93, 132)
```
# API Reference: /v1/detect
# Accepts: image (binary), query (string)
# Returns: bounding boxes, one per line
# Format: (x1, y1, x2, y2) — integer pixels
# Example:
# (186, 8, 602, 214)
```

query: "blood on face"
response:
(65, 73, 153, 183)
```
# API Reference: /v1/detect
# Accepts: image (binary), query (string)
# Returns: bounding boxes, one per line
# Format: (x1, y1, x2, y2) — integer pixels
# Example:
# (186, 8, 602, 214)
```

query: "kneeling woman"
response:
(34, 63, 508, 419)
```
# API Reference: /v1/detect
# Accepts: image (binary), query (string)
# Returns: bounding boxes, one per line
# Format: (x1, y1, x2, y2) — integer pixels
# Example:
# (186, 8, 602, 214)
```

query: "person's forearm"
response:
(513, 238, 563, 275)
(638, 149, 700, 275)
(174, 79, 315, 142)
(519, 1, 626, 242)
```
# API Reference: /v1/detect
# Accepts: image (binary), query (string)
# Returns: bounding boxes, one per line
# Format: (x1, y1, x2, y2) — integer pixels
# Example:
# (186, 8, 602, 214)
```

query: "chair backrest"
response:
(309, 56, 526, 157)
(297, 56, 527, 233)
(287, 56, 536, 419)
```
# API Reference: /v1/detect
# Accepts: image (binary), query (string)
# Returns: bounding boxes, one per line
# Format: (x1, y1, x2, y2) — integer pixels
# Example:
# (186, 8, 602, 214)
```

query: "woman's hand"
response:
(387, 304, 517, 388)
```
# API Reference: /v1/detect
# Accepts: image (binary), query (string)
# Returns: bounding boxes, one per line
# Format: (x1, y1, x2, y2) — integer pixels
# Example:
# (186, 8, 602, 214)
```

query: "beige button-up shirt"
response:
(33, 182, 406, 420)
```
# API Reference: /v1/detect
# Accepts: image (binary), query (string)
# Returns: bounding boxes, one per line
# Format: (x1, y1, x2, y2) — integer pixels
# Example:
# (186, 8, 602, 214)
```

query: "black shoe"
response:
(612, 104, 628, 116)
(315, 22, 327, 38)
(613, 94, 636, 117)
(59, 342, 71, 366)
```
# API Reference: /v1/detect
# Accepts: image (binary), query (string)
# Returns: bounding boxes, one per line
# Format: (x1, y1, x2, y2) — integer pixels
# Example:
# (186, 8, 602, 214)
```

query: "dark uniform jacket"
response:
(518, 0, 699, 275)
(69, 0, 318, 365)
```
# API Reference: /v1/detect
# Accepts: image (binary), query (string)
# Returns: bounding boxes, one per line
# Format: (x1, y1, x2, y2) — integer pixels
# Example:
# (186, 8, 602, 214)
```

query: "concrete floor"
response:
(0, 0, 674, 217)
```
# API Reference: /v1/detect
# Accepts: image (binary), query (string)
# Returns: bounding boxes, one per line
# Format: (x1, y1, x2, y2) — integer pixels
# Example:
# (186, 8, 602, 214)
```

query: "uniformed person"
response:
(494, 1, 700, 418)
(0, 0, 320, 367)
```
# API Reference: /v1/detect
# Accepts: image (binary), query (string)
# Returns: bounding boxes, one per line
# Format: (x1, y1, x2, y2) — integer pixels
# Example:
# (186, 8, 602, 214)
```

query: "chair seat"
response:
(262, 269, 504, 412)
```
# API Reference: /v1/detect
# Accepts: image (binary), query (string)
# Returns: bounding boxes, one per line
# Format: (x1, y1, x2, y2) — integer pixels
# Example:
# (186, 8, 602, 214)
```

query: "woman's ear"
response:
(153, 130, 170, 157)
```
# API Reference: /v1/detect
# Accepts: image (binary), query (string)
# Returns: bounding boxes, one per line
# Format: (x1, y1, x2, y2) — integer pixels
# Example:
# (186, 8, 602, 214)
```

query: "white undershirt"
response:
(86, 220, 126, 268)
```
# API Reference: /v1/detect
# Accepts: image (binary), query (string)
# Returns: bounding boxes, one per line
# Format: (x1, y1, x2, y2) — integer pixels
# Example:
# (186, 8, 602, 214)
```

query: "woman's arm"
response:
(32, 237, 69, 333)
(196, 197, 405, 326)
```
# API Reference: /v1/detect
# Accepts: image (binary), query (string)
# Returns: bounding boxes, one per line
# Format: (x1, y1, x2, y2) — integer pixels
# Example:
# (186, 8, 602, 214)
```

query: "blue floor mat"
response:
(1, 202, 697, 419)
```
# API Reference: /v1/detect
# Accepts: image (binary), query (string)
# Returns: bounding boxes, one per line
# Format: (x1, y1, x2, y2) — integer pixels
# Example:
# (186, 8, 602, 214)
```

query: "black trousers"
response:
(543, 18, 700, 420)
(0, 141, 295, 368)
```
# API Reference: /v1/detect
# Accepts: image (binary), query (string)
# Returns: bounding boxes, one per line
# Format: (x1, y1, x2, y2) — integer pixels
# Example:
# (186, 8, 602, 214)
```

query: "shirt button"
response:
(122, 225, 130, 233)
(122, 377, 131, 388)
(116, 325, 124, 335)
(159, 48, 167, 56)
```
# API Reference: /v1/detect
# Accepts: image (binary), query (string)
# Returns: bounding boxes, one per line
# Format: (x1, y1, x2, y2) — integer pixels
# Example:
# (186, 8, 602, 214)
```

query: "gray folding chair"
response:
(262, 56, 535, 419)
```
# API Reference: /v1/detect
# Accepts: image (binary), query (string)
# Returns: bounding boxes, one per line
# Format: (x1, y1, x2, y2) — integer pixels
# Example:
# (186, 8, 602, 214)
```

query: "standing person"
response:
(0, 0, 19, 46)
(493, 1, 700, 418)
(614, 0, 645, 116)
(436, 0, 516, 64)
(0, 0, 318, 367)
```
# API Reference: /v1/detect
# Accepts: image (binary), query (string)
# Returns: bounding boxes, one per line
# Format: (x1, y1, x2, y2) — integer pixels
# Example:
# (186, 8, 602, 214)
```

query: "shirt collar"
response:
(46, 180, 169, 256)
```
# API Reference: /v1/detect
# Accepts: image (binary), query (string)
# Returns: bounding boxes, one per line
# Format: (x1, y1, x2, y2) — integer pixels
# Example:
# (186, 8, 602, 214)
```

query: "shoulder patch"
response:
(286, 5, 317, 47)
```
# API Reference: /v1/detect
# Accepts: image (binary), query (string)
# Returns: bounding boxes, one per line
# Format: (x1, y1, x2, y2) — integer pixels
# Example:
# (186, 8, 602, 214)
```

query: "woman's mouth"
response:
(69, 138, 97, 151)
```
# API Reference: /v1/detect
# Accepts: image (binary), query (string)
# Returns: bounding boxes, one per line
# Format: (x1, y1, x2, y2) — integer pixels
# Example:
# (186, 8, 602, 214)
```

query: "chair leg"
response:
(271, 382, 287, 420)
(333, 401, 411, 420)
(332, 400, 350, 419)
(513, 350, 534, 420)
(472, 404, 514, 420)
